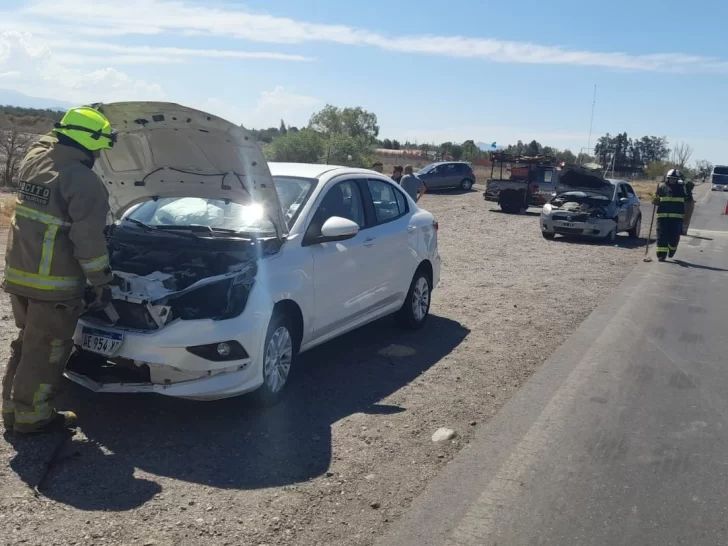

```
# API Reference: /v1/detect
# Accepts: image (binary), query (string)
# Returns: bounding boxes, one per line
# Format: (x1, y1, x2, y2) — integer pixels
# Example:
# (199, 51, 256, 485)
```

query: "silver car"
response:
(540, 177, 641, 243)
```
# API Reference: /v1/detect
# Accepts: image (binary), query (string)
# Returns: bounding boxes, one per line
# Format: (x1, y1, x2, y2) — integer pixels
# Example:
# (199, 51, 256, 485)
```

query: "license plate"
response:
(560, 221, 575, 227)
(81, 327, 123, 357)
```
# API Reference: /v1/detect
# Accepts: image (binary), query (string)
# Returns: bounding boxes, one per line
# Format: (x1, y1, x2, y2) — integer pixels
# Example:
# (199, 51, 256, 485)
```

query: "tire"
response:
(250, 313, 296, 406)
(499, 190, 525, 214)
(628, 214, 641, 239)
(460, 178, 474, 191)
(396, 268, 432, 330)
(542, 231, 555, 240)
(604, 227, 617, 244)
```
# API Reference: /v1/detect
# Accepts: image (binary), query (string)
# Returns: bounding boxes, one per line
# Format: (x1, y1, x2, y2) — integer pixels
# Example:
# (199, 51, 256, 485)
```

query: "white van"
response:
(711, 165, 728, 191)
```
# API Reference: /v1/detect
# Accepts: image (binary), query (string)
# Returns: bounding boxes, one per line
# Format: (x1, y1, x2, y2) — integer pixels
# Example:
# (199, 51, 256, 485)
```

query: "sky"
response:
(1, 0, 727, 163)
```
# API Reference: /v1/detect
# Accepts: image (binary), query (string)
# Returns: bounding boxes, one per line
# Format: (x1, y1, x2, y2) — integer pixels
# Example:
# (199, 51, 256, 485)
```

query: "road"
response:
(381, 186, 728, 546)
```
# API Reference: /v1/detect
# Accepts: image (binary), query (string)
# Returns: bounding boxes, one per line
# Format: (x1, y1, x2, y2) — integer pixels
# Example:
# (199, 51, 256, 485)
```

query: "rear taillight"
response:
(433, 220, 439, 231)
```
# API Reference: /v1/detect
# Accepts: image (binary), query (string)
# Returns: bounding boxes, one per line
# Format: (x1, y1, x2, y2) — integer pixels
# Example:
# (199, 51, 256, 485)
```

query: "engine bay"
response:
(550, 192, 611, 220)
(83, 228, 265, 331)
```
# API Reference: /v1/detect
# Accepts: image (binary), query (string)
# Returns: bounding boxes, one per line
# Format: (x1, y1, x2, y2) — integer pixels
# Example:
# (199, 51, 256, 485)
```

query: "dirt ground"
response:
(0, 189, 648, 546)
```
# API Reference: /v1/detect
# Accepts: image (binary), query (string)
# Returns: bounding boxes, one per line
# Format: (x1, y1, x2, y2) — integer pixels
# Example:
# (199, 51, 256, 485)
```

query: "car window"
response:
(618, 185, 629, 200)
(624, 184, 636, 197)
(306, 180, 365, 240)
(367, 179, 408, 224)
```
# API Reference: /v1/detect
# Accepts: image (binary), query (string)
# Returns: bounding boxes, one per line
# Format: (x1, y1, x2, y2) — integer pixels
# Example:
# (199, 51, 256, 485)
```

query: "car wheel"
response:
(604, 227, 617, 244)
(460, 178, 474, 191)
(251, 313, 296, 406)
(542, 231, 555, 240)
(396, 268, 431, 330)
(628, 214, 641, 239)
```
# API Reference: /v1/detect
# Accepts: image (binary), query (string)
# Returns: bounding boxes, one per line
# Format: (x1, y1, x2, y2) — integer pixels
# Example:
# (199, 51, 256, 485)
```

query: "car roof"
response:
(428, 161, 470, 166)
(268, 162, 381, 180)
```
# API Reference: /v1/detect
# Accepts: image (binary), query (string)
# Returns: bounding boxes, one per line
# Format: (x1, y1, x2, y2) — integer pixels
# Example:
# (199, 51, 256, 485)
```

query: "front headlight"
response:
(542, 204, 552, 216)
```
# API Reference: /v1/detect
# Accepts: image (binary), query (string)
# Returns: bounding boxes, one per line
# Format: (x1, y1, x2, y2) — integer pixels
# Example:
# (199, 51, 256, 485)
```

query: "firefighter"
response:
(652, 168, 686, 262)
(2, 106, 115, 434)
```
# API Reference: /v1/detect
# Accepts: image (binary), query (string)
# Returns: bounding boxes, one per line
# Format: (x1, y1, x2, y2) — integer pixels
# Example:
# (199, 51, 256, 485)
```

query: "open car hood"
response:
(92, 102, 287, 235)
(558, 166, 611, 192)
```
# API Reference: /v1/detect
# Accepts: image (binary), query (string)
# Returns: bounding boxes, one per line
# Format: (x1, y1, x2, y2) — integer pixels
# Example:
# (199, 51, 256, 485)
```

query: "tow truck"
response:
(484, 153, 560, 214)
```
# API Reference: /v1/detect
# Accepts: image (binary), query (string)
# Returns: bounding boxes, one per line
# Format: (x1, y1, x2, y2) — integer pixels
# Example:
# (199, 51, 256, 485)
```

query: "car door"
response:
(305, 178, 375, 340)
(616, 184, 631, 230)
(421, 165, 442, 189)
(623, 183, 640, 228)
(363, 178, 416, 307)
(440, 163, 458, 188)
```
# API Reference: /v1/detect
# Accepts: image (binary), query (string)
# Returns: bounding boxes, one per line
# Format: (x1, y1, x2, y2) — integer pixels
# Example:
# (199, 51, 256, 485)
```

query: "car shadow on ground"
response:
(549, 235, 650, 249)
(426, 188, 476, 196)
(8, 314, 469, 511)
(487, 208, 542, 217)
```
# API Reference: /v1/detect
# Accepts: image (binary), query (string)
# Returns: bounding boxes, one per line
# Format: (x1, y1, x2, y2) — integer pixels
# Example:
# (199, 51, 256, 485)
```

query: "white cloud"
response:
(0, 31, 166, 103)
(202, 87, 323, 128)
(45, 40, 314, 63)
(17, 0, 728, 73)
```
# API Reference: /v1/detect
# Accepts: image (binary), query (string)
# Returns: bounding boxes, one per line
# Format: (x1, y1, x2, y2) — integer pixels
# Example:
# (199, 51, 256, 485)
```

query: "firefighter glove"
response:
(84, 285, 112, 311)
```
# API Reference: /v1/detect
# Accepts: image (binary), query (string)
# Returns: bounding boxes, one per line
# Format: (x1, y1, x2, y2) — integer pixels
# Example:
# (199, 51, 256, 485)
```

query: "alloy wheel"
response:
(263, 326, 293, 393)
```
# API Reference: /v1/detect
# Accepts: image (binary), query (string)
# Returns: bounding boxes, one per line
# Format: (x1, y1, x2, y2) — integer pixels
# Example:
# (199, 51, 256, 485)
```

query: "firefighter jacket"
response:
(653, 182, 686, 220)
(2, 135, 113, 301)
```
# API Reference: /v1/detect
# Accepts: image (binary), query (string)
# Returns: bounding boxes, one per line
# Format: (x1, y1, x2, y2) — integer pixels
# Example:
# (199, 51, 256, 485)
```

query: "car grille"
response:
(552, 213, 589, 222)
(84, 301, 160, 331)
(554, 227, 584, 235)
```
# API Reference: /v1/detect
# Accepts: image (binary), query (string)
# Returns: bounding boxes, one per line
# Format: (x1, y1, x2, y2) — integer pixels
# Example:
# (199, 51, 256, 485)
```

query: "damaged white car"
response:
(67, 102, 440, 404)
(540, 169, 642, 243)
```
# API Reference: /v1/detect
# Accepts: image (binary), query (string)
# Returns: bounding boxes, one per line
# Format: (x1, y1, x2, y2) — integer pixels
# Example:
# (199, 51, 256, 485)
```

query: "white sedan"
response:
(68, 102, 441, 404)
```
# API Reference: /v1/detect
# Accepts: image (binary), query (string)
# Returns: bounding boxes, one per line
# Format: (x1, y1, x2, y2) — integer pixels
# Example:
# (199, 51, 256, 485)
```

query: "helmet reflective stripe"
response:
(54, 106, 114, 152)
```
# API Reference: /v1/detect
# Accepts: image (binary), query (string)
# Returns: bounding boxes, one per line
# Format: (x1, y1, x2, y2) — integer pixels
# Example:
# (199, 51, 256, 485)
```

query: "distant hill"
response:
(0, 89, 73, 111)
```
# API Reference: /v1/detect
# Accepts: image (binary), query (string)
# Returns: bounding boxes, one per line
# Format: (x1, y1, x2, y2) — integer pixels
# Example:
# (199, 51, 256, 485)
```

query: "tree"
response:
(308, 105, 379, 142)
(523, 140, 542, 157)
(381, 138, 393, 149)
(391, 139, 401, 150)
(279, 119, 287, 136)
(461, 140, 481, 162)
(671, 141, 693, 169)
(323, 133, 375, 167)
(0, 124, 34, 187)
(263, 129, 325, 163)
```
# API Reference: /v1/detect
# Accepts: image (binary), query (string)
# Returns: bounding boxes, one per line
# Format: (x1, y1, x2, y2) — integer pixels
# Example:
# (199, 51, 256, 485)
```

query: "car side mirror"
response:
(319, 216, 360, 242)
(619, 197, 629, 204)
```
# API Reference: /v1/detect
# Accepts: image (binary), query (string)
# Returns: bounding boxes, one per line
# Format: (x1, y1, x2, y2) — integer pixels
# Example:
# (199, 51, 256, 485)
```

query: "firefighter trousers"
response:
(656, 218, 682, 260)
(1, 294, 82, 432)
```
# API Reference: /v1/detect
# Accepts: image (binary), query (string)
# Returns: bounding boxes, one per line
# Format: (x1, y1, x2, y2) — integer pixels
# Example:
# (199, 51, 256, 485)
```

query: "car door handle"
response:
(407, 226, 416, 233)
(363, 237, 376, 247)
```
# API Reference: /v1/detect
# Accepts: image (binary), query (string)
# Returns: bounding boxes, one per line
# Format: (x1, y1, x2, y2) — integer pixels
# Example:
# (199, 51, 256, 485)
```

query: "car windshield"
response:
(125, 197, 276, 234)
(273, 175, 317, 228)
(417, 164, 437, 174)
(714, 166, 728, 175)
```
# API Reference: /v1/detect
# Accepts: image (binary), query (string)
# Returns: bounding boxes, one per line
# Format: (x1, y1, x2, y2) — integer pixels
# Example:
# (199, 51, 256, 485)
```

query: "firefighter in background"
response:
(2, 107, 115, 434)
(652, 168, 686, 262)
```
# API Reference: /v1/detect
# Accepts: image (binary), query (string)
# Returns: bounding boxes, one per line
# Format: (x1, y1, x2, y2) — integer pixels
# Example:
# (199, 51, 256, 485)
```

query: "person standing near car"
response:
(2, 106, 116, 435)
(372, 161, 384, 174)
(391, 165, 403, 183)
(682, 177, 695, 235)
(652, 168, 686, 262)
(400, 165, 427, 203)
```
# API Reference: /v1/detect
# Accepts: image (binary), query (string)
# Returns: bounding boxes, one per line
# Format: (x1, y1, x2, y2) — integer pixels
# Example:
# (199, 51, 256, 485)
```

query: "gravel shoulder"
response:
(0, 190, 647, 546)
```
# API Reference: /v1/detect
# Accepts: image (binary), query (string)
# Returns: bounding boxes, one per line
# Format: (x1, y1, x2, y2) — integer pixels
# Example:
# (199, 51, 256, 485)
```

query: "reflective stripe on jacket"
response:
(655, 182, 686, 220)
(2, 135, 112, 301)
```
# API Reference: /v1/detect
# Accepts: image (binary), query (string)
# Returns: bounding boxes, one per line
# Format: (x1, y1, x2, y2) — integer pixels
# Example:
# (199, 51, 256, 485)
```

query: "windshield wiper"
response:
(124, 218, 155, 231)
(156, 225, 240, 234)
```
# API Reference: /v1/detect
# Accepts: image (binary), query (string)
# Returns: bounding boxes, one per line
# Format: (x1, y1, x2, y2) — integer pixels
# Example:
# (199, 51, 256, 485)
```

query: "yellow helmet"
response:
(54, 106, 116, 152)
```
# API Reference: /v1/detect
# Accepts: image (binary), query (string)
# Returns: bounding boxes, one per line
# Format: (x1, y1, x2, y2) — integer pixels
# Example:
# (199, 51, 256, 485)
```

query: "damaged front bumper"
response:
(541, 214, 616, 238)
(69, 306, 271, 400)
